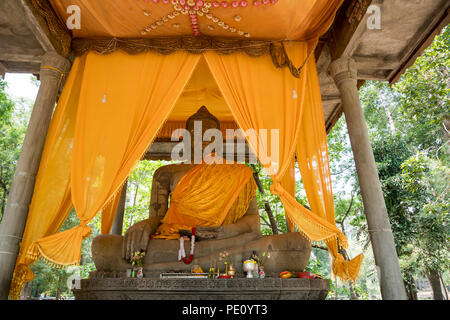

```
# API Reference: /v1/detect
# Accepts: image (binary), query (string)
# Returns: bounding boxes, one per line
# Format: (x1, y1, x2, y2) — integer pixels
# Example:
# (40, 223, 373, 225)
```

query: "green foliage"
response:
(306, 247, 330, 277)
(393, 26, 449, 153)
(324, 26, 449, 300)
(0, 79, 14, 122)
(355, 26, 449, 299)
(400, 153, 449, 274)
(0, 80, 32, 222)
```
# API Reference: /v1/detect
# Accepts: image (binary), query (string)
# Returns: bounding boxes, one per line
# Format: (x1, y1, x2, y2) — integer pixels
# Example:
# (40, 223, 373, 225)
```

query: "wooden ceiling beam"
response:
(326, 0, 374, 61)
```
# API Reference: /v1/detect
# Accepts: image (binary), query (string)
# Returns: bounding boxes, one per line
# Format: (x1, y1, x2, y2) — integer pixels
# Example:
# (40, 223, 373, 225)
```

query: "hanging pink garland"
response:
(140, 0, 279, 37)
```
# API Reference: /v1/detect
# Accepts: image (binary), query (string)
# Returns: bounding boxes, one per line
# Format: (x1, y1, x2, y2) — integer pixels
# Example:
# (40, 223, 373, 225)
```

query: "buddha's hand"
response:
(122, 218, 160, 261)
(179, 226, 224, 240)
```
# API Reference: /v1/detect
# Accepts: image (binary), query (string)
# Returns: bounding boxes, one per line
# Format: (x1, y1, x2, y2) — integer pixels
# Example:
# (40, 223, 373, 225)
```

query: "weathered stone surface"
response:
(73, 278, 330, 300)
(92, 232, 311, 277)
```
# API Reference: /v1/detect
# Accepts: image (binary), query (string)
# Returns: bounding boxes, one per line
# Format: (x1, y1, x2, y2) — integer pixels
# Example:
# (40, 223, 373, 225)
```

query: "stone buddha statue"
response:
(92, 106, 311, 277)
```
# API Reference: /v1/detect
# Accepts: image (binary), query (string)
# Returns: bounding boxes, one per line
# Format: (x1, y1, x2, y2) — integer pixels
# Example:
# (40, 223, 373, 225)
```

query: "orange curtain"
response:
(205, 41, 362, 281)
(204, 42, 342, 240)
(25, 51, 200, 267)
(297, 57, 363, 281)
(9, 56, 87, 299)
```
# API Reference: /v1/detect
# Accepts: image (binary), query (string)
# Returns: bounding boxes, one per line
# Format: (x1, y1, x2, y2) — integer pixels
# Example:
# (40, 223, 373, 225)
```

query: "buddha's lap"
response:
(92, 232, 311, 274)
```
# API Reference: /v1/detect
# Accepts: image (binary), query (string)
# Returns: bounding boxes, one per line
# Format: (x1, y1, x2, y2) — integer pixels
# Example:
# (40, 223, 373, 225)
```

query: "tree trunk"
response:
(439, 272, 448, 300)
(20, 282, 29, 300)
(0, 189, 6, 220)
(33, 283, 39, 298)
(28, 281, 33, 300)
(426, 269, 445, 300)
(403, 273, 418, 300)
(250, 164, 278, 235)
(55, 273, 61, 300)
(381, 96, 396, 135)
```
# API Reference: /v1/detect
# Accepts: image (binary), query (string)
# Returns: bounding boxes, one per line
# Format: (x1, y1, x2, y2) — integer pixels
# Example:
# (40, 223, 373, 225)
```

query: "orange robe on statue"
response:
(152, 163, 256, 240)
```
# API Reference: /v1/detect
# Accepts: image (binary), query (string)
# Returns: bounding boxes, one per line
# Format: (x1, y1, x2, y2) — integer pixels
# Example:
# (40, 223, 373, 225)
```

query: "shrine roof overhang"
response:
(0, 0, 449, 133)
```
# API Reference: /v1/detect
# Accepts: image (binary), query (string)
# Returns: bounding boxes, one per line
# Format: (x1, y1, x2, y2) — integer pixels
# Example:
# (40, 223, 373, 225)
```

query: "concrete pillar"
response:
(329, 57, 407, 300)
(111, 181, 128, 236)
(0, 52, 71, 300)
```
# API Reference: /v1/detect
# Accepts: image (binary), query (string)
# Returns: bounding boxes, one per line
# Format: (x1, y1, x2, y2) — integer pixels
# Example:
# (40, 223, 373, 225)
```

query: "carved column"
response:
(329, 57, 407, 300)
(0, 52, 71, 300)
(111, 181, 128, 236)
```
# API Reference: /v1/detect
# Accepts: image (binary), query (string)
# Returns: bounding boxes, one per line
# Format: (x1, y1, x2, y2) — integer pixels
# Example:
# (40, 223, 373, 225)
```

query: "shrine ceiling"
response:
(48, 0, 318, 40)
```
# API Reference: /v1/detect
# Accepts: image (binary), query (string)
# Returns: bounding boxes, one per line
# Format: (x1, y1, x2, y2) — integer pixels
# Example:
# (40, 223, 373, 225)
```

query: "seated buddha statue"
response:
(92, 106, 311, 277)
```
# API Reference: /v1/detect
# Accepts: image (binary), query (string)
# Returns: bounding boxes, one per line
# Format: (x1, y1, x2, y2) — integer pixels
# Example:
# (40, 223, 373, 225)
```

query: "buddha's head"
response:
(186, 106, 220, 159)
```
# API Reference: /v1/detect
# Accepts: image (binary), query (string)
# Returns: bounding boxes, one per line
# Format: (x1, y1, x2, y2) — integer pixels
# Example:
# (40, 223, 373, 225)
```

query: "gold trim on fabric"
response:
(26, 0, 72, 57)
(72, 37, 311, 78)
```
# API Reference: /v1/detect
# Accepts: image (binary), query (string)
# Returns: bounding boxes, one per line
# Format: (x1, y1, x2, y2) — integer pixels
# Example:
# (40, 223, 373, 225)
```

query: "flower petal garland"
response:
(140, 0, 279, 37)
(178, 227, 196, 264)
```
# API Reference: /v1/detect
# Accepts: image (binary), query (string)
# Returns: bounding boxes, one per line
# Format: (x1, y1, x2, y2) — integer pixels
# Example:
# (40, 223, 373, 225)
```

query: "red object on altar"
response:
(297, 272, 315, 279)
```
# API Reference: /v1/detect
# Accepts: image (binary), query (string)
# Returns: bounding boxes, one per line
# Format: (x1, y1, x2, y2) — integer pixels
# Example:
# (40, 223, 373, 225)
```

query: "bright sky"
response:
(4, 73, 39, 102)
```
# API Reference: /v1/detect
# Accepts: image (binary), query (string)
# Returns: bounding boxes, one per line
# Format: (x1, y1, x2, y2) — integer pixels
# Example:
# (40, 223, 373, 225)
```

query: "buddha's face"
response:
(187, 119, 220, 158)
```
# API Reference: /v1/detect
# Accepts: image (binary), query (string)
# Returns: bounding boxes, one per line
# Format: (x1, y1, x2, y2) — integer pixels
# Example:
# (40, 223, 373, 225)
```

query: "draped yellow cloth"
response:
(8, 56, 87, 299)
(296, 57, 364, 280)
(20, 51, 200, 269)
(205, 41, 362, 281)
(153, 163, 256, 240)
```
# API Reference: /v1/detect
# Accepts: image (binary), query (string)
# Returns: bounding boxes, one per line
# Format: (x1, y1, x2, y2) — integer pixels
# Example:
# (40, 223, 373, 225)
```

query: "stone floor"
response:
(72, 277, 330, 300)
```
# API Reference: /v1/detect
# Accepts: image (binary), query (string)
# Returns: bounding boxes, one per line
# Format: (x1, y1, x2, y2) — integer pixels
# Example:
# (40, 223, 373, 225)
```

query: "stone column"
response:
(111, 181, 128, 236)
(0, 52, 71, 300)
(329, 57, 407, 300)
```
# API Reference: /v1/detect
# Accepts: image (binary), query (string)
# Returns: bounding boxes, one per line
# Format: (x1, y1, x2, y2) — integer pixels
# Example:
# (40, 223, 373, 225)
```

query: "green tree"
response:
(355, 26, 449, 300)
(0, 80, 32, 221)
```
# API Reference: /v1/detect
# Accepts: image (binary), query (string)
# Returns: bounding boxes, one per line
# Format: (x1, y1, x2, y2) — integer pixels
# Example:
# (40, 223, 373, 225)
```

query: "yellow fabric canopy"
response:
(49, 0, 336, 40)
(153, 163, 256, 239)
(10, 0, 362, 299)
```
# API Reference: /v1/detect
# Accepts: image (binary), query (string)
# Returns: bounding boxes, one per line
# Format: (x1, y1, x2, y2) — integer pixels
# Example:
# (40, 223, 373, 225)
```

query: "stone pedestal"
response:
(329, 57, 407, 300)
(73, 277, 330, 300)
(0, 52, 71, 300)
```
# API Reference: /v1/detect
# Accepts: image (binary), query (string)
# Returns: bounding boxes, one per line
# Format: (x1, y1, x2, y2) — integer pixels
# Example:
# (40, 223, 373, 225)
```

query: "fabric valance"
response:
(72, 37, 315, 79)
